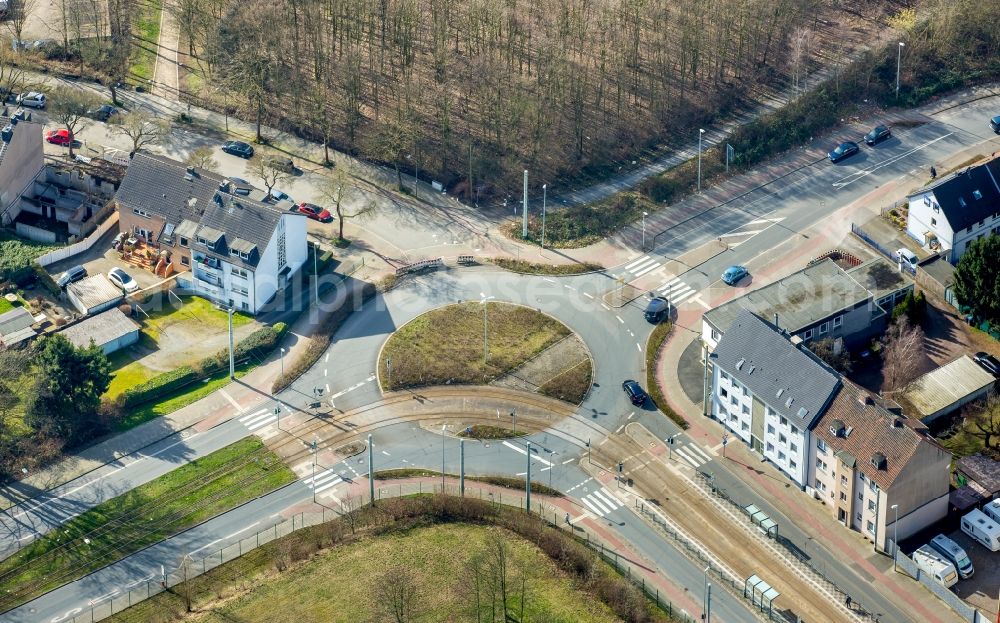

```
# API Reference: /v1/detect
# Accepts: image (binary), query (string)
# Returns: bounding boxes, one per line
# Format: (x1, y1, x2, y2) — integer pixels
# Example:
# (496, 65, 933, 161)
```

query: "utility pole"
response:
(386, 357, 392, 391)
(460, 438, 465, 497)
(368, 434, 375, 503)
(697, 129, 706, 192)
(311, 438, 318, 503)
(312, 243, 319, 303)
(642, 211, 648, 250)
(896, 42, 905, 97)
(228, 307, 235, 379)
(525, 440, 532, 512)
(441, 424, 447, 490)
(702, 343, 710, 416)
(522, 169, 529, 238)
(541, 184, 547, 247)
(891, 503, 899, 572)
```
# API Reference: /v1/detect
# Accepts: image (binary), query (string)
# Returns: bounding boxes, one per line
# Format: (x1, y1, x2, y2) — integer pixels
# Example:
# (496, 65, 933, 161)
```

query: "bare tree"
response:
(185, 146, 218, 172)
(808, 338, 852, 374)
(48, 86, 103, 158)
(252, 156, 291, 196)
(110, 110, 170, 155)
(4, 0, 39, 50)
(966, 395, 1000, 453)
(462, 529, 528, 623)
(789, 28, 814, 95)
(880, 317, 926, 392)
(371, 566, 419, 623)
(317, 164, 376, 242)
(104, 0, 134, 105)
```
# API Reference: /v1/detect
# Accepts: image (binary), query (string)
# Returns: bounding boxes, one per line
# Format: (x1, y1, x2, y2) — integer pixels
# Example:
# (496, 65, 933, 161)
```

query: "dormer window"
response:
(958, 197, 966, 207)
(870, 452, 887, 470)
(240, 251, 250, 260)
(973, 190, 982, 200)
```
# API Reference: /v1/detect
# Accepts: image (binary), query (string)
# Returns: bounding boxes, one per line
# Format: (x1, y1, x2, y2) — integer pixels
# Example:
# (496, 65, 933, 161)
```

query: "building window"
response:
(720, 370, 729, 381)
(132, 207, 150, 218)
(731, 396, 738, 406)
(867, 521, 875, 535)
(779, 433, 787, 444)
(231, 267, 248, 278)
(179, 237, 189, 248)
(240, 251, 250, 261)
(780, 416, 787, 427)
(277, 231, 287, 268)
(790, 442, 797, 452)
(241, 301, 249, 311)
(180, 256, 190, 266)
(930, 218, 937, 227)
(803, 329, 813, 340)
(742, 422, 749, 432)
(778, 451, 785, 461)
(766, 443, 774, 453)
(232, 285, 249, 296)
(840, 492, 847, 501)
(730, 414, 738, 422)
(816, 458, 827, 472)
(817, 439, 827, 453)
(767, 424, 775, 434)
(868, 500, 876, 512)
(858, 491, 864, 500)
(832, 316, 842, 329)
(790, 425, 798, 436)
(742, 404, 750, 415)
(197, 236, 208, 246)
(711, 329, 720, 341)
(841, 475, 848, 486)
(819, 322, 829, 335)
(719, 387, 728, 398)
(789, 460, 796, 470)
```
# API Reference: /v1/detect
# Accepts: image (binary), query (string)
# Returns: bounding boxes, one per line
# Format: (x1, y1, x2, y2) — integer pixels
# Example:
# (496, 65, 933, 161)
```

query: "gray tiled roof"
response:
(711, 309, 840, 429)
(911, 157, 1000, 233)
(58, 308, 139, 349)
(704, 258, 873, 335)
(115, 153, 293, 269)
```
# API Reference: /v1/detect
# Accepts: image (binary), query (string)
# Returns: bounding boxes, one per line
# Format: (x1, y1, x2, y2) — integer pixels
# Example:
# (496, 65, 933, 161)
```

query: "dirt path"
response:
(151, 0, 180, 100)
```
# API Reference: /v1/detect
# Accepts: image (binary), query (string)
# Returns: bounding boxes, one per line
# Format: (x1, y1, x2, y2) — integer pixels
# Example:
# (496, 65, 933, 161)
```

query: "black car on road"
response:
(222, 141, 254, 158)
(864, 125, 891, 146)
(828, 141, 860, 163)
(990, 115, 1000, 134)
(622, 380, 648, 406)
(88, 105, 118, 122)
(974, 352, 1000, 377)
(644, 297, 669, 323)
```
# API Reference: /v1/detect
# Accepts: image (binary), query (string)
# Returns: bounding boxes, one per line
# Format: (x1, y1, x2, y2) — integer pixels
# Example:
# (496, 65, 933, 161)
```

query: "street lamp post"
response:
(697, 129, 706, 192)
(541, 184, 547, 247)
(896, 42, 905, 97)
(479, 293, 495, 369)
(441, 424, 447, 491)
(703, 566, 711, 623)
(642, 211, 648, 250)
(311, 437, 318, 503)
(891, 503, 899, 572)
(280, 347, 285, 379)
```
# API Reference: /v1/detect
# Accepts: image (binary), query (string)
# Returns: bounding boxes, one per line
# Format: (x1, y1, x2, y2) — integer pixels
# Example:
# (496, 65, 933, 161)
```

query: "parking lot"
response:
(948, 528, 1000, 617)
(46, 228, 166, 293)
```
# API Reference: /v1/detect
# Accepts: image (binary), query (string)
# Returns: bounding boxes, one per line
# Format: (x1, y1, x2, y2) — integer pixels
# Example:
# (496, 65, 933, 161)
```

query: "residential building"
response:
(898, 355, 996, 423)
(66, 274, 123, 316)
(57, 308, 140, 355)
(115, 153, 307, 313)
(710, 310, 951, 548)
(710, 309, 841, 487)
(905, 157, 1000, 264)
(0, 112, 45, 224)
(812, 381, 951, 551)
(702, 257, 912, 353)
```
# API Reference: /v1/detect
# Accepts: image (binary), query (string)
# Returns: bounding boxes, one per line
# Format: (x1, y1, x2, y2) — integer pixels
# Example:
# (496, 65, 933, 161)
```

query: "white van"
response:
(913, 544, 959, 588)
(929, 534, 974, 579)
(961, 508, 1000, 552)
(981, 499, 1000, 524)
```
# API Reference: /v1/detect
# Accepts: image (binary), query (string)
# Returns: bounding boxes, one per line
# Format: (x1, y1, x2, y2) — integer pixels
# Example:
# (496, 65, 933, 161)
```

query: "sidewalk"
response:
(0, 265, 384, 511)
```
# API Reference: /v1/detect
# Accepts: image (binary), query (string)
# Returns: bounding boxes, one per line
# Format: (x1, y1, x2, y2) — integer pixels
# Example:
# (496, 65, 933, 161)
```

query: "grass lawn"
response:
(141, 295, 253, 343)
(104, 335, 160, 399)
(129, 0, 162, 83)
(127, 524, 621, 623)
(458, 424, 524, 439)
(0, 437, 295, 612)
(0, 296, 14, 314)
(114, 366, 251, 431)
(380, 302, 570, 389)
(492, 258, 604, 275)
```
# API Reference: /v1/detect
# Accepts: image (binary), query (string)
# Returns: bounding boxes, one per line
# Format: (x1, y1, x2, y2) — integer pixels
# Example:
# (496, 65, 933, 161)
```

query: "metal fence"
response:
(850, 223, 916, 275)
(896, 552, 988, 623)
(65, 483, 698, 623)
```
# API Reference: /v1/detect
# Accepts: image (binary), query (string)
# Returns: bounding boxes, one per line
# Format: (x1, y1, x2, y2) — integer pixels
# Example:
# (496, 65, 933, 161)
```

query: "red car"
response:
(45, 129, 72, 146)
(296, 202, 333, 223)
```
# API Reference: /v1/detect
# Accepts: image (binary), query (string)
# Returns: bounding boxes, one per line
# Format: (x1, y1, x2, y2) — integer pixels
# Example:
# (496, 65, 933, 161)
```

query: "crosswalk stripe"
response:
(580, 497, 605, 516)
(239, 409, 274, 431)
(592, 489, 622, 509)
(624, 255, 652, 270)
(661, 283, 692, 298)
(687, 444, 713, 464)
(632, 262, 662, 277)
(584, 494, 612, 515)
(675, 446, 706, 468)
(662, 277, 681, 288)
(314, 476, 343, 493)
(670, 289, 698, 305)
(303, 469, 344, 493)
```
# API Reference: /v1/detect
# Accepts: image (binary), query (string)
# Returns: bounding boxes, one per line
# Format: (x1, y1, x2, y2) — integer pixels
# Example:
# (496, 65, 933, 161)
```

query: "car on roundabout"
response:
(721, 265, 748, 286)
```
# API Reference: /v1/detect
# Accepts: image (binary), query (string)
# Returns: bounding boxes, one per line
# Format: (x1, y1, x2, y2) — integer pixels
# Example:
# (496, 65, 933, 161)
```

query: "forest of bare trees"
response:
(173, 0, 843, 197)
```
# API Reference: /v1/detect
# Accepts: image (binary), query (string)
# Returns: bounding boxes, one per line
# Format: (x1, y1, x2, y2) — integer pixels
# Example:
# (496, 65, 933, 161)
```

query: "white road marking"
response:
(564, 284, 575, 291)
(190, 521, 261, 555)
(238, 408, 276, 432)
(381, 450, 391, 456)
(566, 477, 592, 492)
(615, 424, 625, 433)
(325, 353, 330, 363)
(581, 494, 610, 515)
(616, 315, 624, 324)
(325, 383, 330, 393)
(627, 412, 635, 420)
(303, 469, 344, 494)
(583, 292, 594, 299)
(832, 133, 953, 188)
(219, 388, 242, 412)
(501, 441, 553, 466)
(624, 255, 653, 270)
(562, 458, 575, 464)
(542, 277, 556, 283)
(632, 262, 662, 278)
(579, 488, 624, 517)
(601, 303, 611, 311)
(636, 343, 642, 352)
(324, 368, 328, 377)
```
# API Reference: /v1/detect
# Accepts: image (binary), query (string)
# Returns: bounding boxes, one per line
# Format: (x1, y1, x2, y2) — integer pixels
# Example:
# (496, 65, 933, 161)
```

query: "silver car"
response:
(107, 267, 139, 293)
(16, 91, 45, 109)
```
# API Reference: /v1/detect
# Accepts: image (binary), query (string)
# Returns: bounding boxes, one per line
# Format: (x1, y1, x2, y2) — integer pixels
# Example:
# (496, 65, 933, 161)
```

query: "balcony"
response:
(194, 268, 223, 287)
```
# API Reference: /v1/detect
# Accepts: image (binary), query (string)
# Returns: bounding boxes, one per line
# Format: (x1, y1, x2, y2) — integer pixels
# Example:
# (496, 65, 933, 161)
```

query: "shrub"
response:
(33, 264, 60, 296)
(118, 365, 199, 408)
(645, 322, 688, 429)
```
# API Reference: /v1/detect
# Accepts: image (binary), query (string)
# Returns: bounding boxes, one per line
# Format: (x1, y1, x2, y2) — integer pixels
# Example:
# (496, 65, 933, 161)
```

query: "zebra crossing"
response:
(579, 487, 624, 517)
(656, 277, 698, 306)
(238, 408, 276, 432)
(622, 255, 663, 279)
(302, 468, 343, 495)
(674, 443, 713, 469)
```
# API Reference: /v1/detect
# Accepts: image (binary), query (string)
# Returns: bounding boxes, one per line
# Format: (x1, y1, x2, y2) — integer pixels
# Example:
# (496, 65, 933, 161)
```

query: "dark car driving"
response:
(622, 380, 648, 406)
(88, 105, 118, 122)
(644, 297, 669, 323)
(990, 115, 1000, 134)
(222, 141, 254, 159)
(974, 352, 1000, 377)
(864, 125, 891, 146)
(828, 141, 860, 163)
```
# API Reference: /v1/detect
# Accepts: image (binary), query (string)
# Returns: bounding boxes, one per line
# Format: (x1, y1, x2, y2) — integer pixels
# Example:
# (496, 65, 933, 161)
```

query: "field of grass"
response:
(539, 358, 593, 404)
(141, 295, 253, 342)
(104, 335, 160, 399)
(129, 0, 163, 83)
(0, 296, 14, 314)
(0, 437, 295, 611)
(380, 302, 570, 389)
(114, 366, 251, 431)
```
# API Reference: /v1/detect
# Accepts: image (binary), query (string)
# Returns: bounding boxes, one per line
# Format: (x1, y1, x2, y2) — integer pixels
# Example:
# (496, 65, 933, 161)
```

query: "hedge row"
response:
(645, 322, 688, 430)
(119, 322, 288, 409)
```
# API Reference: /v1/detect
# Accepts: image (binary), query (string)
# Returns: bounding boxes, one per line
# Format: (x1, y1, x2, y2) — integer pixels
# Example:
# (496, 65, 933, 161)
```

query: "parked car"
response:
(896, 248, 918, 270)
(929, 534, 974, 579)
(264, 155, 295, 173)
(111, 232, 126, 250)
(269, 188, 293, 203)
(973, 352, 1000, 377)
(644, 296, 669, 323)
(222, 140, 254, 158)
(56, 265, 87, 288)
(990, 115, 1000, 134)
(295, 202, 333, 222)
(45, 129, 72, 146)
(864, 125, 891, 146)
(107, 267, 139, 293)
(88, 105, 118, 122)
(828, 141, 859, 163)
(622, 380, 648, 406)
(16, 91, 45, 109)
(721, 265, 748, 286)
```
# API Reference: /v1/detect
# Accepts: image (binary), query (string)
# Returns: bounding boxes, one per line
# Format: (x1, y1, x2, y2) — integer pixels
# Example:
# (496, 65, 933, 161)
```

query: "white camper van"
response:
(929, 534, 974, 579)
(961, 508, 1000, 552)
(913, 544, 959, 588)
(982, 499, 1000, 524)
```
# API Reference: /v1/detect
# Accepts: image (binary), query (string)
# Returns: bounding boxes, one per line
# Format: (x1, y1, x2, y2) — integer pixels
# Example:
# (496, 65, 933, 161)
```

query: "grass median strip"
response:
(0, 437, 295, 611)
(372, 469, 563, 498)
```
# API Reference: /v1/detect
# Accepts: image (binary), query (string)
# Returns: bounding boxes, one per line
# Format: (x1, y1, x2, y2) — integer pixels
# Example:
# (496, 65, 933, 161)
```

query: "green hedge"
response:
(119, 365, 199, 408)
(32, 264, 60, 296)
(199, 322, 288, 372)
(645, 322, 688, 430)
